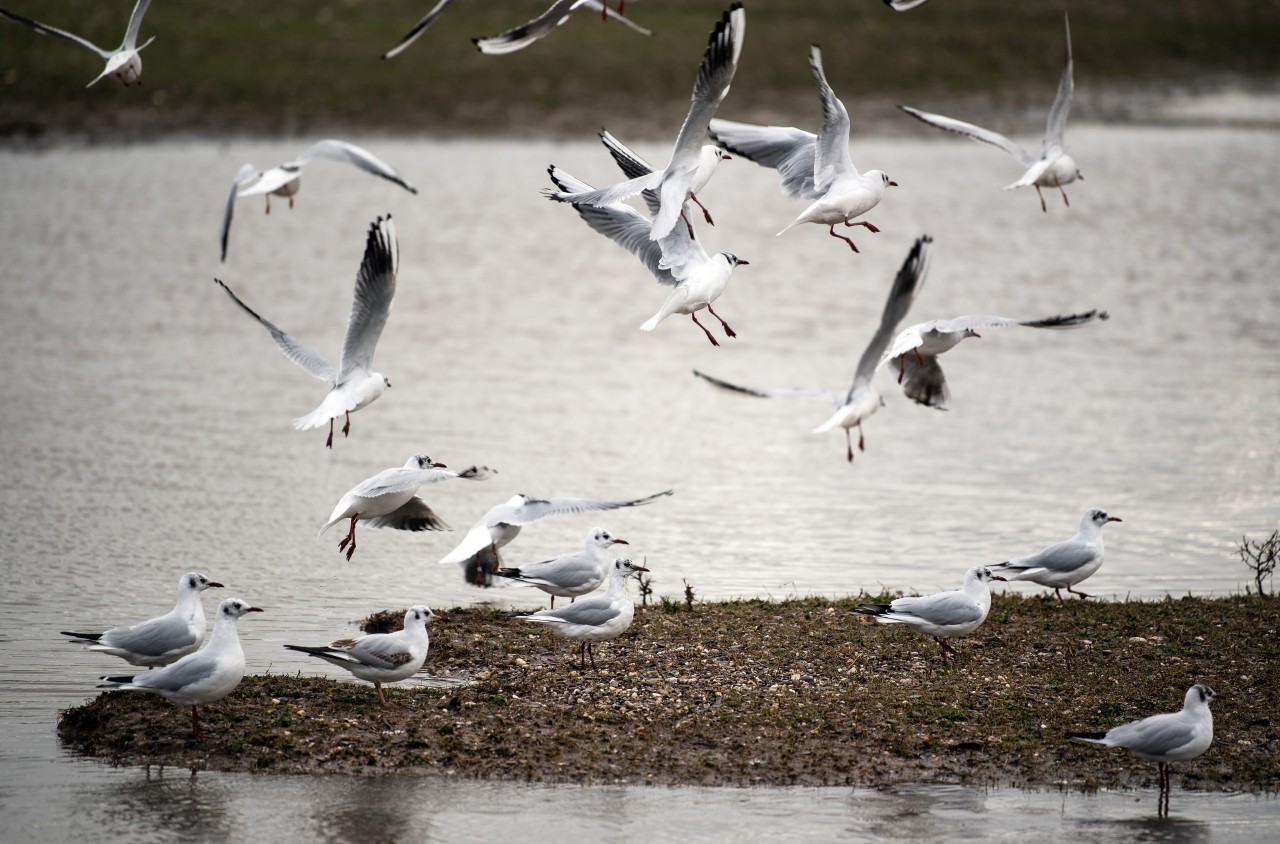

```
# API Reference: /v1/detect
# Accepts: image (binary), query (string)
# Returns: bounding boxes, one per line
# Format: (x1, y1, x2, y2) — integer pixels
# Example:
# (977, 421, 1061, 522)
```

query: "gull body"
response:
(0, 0, 154, 87)
(693, 234, 932, 462)
(471, 0, 651, 56)
(319, 455, 493, 560)
(61, 572, 223, 667)
(516, 558, 649, 668)
(97, 598, 263, 738)
(284, 605, 435, 707)
(899, 13, 1080, 212)
(494, 527, 629, 608)
(439, 491, 672, 587)
(993, 509, 1122, 600)
(214, 216, 399, 448)
(853, 566, 1006, 661)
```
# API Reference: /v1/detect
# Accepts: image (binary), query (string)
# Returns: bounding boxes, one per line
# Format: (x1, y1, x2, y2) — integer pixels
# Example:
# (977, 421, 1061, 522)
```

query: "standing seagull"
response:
(877, 308, 1108, 411)
(993, 509, 1122, 600)
(493, 527, 629, 608)
(544, 3, 745, 241)
(0, 0, 154, 87)
(219, 140, 416, 262)
(899, 13, 1080, 212)
(516, 558, 649, 668)
(440, 490, 672, 587)
(853, 566, 1006, 661)
(97, 598, 263, 739)
(1070, 684, 1216, 816)
(284, 605, 435, 707)
(319, 454, 493, 561)
(214, 215, 399, 448)
(710, 45, 897, 254)
(61, 572, 223, 667)
(694, 234, 932, 462)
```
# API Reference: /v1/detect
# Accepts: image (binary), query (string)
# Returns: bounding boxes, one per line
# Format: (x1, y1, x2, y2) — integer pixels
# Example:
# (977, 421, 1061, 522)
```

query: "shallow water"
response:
(0, 117, 1277, 840)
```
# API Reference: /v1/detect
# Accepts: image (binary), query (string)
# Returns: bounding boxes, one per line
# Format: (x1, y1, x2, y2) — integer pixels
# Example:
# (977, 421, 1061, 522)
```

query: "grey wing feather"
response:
(708, 119, 818, 200)
(1006, 540, 1096, 574)
(892, 592, 982, 626)
(349, 635, 416, 669)
(471, 0, 577, 56)
(598, 131, 663, 216)
(544, 170, 663, 208)
(533, 597, 618, 627)
(1105, 713, 1195, 755)
(364, 497, 451, 532)
(0, 8, 110, 56)
(122, 0, 152, 50)
(101, 616, 197, 657)
(849, 234, 932, 393)
(692, 369, 842, 405)
(809, 45, 857, 189)
(337, 216, 398, 381)
(1043, 12, 1074, 153)
(899, 355, 950, 410)
(213, 279, 338, 383)
(292, 140, 418, 194)
(898, 105, 1035, 169)
(1017, 309, 1107, 329)
(131, 652, 218, 693)
(382, 0, 454, 60)
(219, 164, 258, 262)
(667, 5, 745, 169)
(507, 490, 674, 526)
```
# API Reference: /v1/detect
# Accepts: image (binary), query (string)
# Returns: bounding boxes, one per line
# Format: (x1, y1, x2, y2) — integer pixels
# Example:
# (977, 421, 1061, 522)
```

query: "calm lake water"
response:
(0, 105, 1277, 840)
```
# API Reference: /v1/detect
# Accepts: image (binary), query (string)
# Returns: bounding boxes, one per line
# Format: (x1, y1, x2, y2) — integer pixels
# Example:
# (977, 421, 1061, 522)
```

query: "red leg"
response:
(1067, 584, 1093, 600)
(1035, 185, 1047, 213)
(1056, 176, 1070, 208)
(691, 192, 715, 225)
(857, 422, 865, 452)
(706, 304, 736, 338)
(844, 220, 880, 233)
(339, 515, 358, 560)
(325, 418, 334, 449)
(933, 636, 956, 661)
(287, 195, 294, 210)
(342, 410, 351, 438)
(264, 196, 271, 215)
(681, 209, 696, 239)
(587, 643, 598, 670)
(691, 313, 720, 347)
(191, 705, 212, 740)
(897, 354, 906, 383)
(1054, 588, 1064, 601)
(845, 428, 854, 463)
(828, 224, 859, 252)
(376, 682, 389, 707)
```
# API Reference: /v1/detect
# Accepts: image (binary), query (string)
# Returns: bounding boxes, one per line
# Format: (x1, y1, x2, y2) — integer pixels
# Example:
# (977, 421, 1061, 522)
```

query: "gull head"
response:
(720, 253, 750, 269)
(409, 454, 446, 470)
(183, 572, 224, 593)
(967, 566, 1007, 585)
(1087, 509, 1122, 527)
(1186, 684, 1216, 708)
(405, 605, 437, 627)
(590, 528, 629, 549)
(868, 170, 898, 189)
(218, 598, 264, 620)
(613, 558, 650, 578)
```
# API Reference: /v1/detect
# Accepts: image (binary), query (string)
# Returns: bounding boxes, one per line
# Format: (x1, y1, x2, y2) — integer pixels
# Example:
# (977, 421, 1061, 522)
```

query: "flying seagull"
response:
(472, 0, 652, 56)
(0, 0, 155, 87)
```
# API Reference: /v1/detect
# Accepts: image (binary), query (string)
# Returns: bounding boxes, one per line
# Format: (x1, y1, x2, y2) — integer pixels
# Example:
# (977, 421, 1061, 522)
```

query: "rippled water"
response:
(0, 117, 1276, 840)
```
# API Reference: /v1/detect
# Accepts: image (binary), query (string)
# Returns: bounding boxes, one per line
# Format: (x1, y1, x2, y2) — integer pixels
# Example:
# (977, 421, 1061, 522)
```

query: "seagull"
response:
(516, 558, 649, 668)
(878, 308, 1109, 411)
(97, 598, 263, 739)
(440, 490, 673, 587)
(0, 0, 154, 87)
(493, 527, 630, 608)
(885, 0, 931, 10)
(993, 509, 1123, 600)
(853, 566, 1007, 661)
(693, 234, 932, 463)
(220, 140, 416, 262)
(472, 0, 652, 56)
(709, 44, 896, 254)
(1069, 684, 1216, 816)
(547, 164, 748, 345)
(381, 0, 454, 60)
(543, 3, 745, 241)
(899, 13, 1080, 213)
(214, 215, 399, 448)
(61, 572, 223, 667)
(319, 455, 494, 561)
(284, 605, 436, 707)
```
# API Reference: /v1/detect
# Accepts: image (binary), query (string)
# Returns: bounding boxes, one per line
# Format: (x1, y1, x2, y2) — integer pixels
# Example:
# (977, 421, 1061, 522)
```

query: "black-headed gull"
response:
(97, 598, 263, 739)
(710, 45, 896, 254)
(285, 605, 435, 707)
(1070, 684, 1216, 816)
(219, 140, 416, 262)
(320, 455, 493, 561)
(493, 527, 629, 608)
(0, 0, 154, 87)
(547, 164, 748, 345)
(214, 215, 399, 449)
(440, 490, 672, 587)
(471, 0, 651, 56)
(694, 234, 932, 463)
(516, 558, 649, 668)
(544, 3, 744, 241)
(381, 0, 455, 60)
(878, 308, 1109, 411)
(885, 0, 931, 10)
(853, 566, 1006, 661)
(993, 509, 1122, 600)
(899, 13, 1079, 213)
(61, 571, 223, 667)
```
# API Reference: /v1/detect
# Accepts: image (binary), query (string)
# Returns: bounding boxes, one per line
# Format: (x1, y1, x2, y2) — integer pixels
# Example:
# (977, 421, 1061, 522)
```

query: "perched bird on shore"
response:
(709, 45, 896, 254)
(516, 558, 649, 668)
(878, 308, 1109, 410)
(284, 605, 435, 707)
(61, 572, 223, 667)
(97, 598, 262, 739)
(319, 455, 494, 561)
(440, 490, 672, 587)
(693, 234, 932, 463)
(0, 0, 154, 87)
(214, 215, 399, 448)
(992, 509, 1122, 600)
(1069, 684, 1216, 816)
(853, 566, 1006, 661)
(493, 527, 630, 608)
(544, 4, 745, 242)
(899, 13, 1080, 213)
(219, 140, 416, 262)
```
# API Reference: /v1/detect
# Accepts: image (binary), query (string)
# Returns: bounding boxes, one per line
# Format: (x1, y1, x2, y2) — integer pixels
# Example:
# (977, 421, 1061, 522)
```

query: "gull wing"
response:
(0, 8, 110, 56)
(291, 140, 418, 195)
(364, 497, 451, 532)
(337, 216, 398, 382)
(219, 164, 259, 262)
(848, 234, 932, 398)
(708, 118, 818, 200)
(527, 596, 619, 627)
(886, 0, 932, 10)
(122, 0, 152, 50)
(898, 354, 950, 410)
(382, 0, 454, 60)
(213, 279, 337, 383)
(1101, 712, 1198, 756)
(347, 635, 417, 669)
(809, 45, 857, 190)
(99, 615, 197, 658)
(1043, 12, 1074, 154)
(890, 590, 982, 626)
(472, 0, 648, 56)
(899, 105, 1036, 169)
(122, 649, 218, 694)
(502, 490, 674, 527)
(598, 130, 663, 216)
(692, 369, 842, 406)
(1004, 539, 1096, 575)
(439, 520, 500, 566)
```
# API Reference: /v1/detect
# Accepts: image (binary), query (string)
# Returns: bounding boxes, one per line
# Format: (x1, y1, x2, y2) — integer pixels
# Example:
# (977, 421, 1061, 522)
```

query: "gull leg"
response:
(691, 192, 715, 225)
(932, 636, 956, 661)
(1053, 588, 1064, 601)
(191, 705, 211, 740)
(897, 354, 906, 384)
(587, 643, 598, 670)
(339, 515, 358, 560)
(342, 410, 351, 438)
(550, 596, 556, 610)
(1066, 584, 1093, 600)
(706, 304, 736, 338)
(845, 429, 854, 463)
(914, 349, 924, 366)
(844, 219, 880, 234)
(288, 195, 294, 210)
(1035, 185, 1047, 213)
(376, 682, 389, 708)
(1055, 176, 1070, 208)
(691, 313, 720, 347)
(578, 642, 588, 669)
(325, 418, 334, 449)
(681, 209, 696, 240)
(828, 224, 859, 252)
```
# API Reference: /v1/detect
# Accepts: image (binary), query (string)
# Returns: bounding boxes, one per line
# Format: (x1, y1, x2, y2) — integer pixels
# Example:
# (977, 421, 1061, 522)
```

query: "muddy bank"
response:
(57, 595, 1279, 790)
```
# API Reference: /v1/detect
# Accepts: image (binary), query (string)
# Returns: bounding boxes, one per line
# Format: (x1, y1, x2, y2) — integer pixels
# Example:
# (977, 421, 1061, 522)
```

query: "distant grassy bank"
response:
(2, 1, 1278, 141)
(59, 594, 1280, 791)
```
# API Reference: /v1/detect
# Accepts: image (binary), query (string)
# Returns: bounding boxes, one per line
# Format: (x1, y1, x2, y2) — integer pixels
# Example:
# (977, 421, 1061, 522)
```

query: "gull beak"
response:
(631, 565, 650, 573)
(1107, 516, 1123, 523)
(888, 180, 899, 187)
(246, 607, 265, 613)
(991, 575, 1008, 582)
(972, 332, 982, 339)
(612, 538, 630, 545)
(721, 153, 732, 160)
(208, 582, 225, 588)
(432, 462, 447, 469)
(737, 259, 750, 266)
